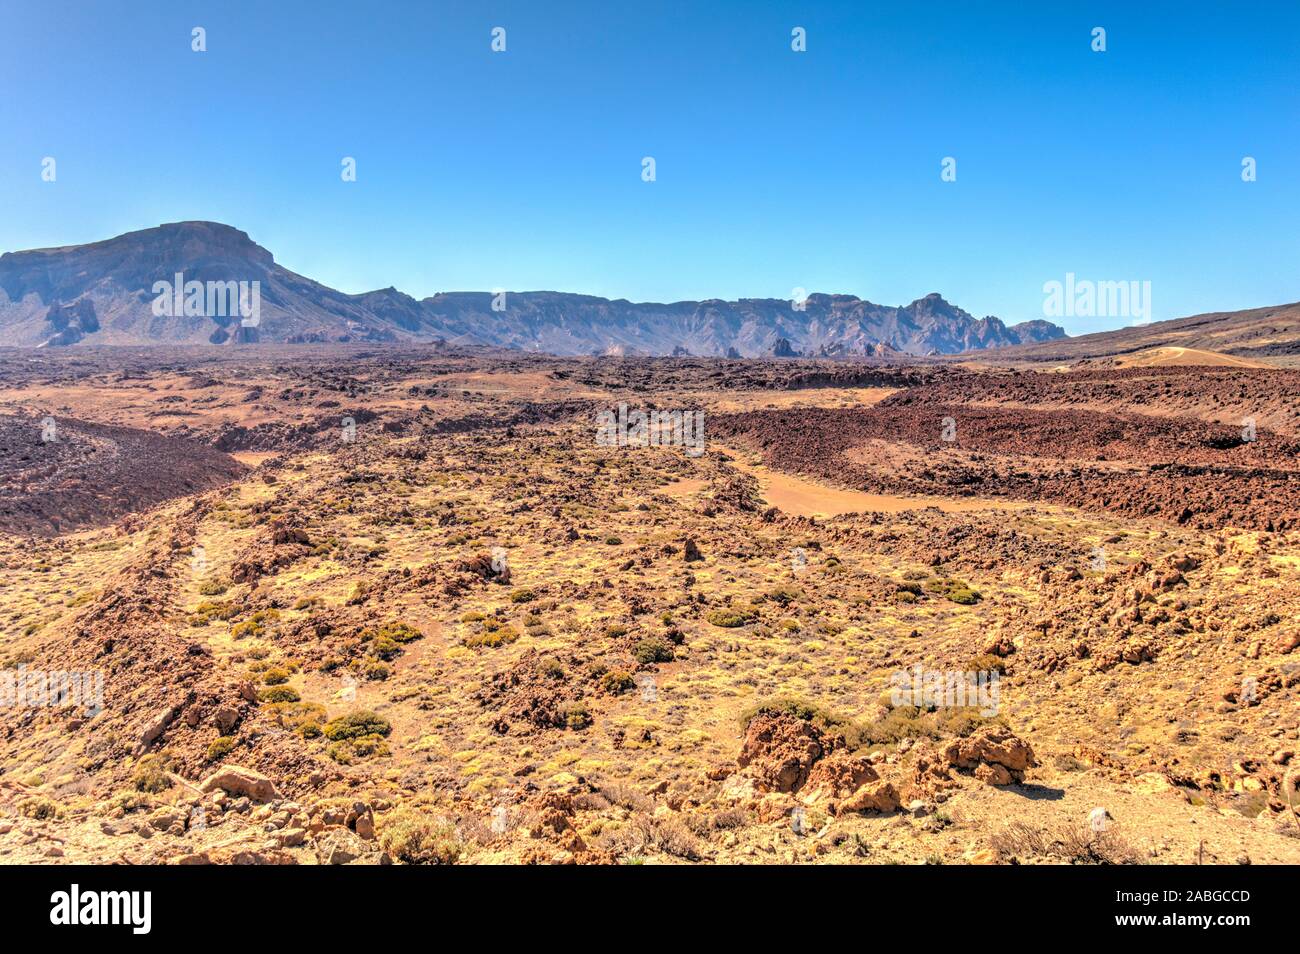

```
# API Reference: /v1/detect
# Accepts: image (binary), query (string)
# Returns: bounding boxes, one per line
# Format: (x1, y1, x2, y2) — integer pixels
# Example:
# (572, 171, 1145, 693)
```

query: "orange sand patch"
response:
(718, 447, 1038, 518)
(230, 451, 279, 467)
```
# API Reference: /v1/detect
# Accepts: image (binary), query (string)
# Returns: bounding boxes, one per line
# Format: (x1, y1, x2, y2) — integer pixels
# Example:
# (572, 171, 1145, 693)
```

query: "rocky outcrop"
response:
(0, 413, 246, 536)
(801, 751, 901, 813)
(458, 552, 511, 585)
(730, 712, 900, 815)
(942, 726, 1038, 786)
(230, 516, 314, 584)
(736, 712, 835, 794)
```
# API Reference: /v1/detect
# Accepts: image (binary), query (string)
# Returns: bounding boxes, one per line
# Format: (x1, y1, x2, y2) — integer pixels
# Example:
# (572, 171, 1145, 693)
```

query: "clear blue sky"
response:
(2, 0, 1297, 333)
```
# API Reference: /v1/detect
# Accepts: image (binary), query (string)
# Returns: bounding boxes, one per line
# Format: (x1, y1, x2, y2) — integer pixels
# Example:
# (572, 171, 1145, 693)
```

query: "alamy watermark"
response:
(595, 403, 705, 457)
(1043, 273, 1152, 325)
(50, 884, 150, 934)
(889, 663, 1000, 717)
(2, 665, 104, 714)
(151, 272, 260, 327)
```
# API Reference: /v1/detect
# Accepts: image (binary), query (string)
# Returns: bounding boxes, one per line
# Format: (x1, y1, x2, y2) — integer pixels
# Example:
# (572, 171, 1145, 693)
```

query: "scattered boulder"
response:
(839, 780, 901, 814)
(135, 706, 176, 754)
(269, 516, 310, 546)
(213, 705, 240, 735)
(459, 552, 511, 585)
(346, 801, 376, 839)
(982, 634, 1016, 657)
(314, 827, 378, 865)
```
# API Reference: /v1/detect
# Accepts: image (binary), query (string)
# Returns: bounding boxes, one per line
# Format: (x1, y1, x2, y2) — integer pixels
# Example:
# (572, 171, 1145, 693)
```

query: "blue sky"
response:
(2, 0, 1297, 333)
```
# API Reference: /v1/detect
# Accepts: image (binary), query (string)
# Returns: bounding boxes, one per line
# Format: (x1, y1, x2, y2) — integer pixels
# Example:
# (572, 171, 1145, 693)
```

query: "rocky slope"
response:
(971, 301, 1300, 366)
(0, 222, 1063, 356)
(0, 413, 246, 535)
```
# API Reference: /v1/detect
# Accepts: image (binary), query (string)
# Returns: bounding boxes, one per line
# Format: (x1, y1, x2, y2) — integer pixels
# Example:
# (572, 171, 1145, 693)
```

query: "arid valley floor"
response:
(0, 346, 1297, 865)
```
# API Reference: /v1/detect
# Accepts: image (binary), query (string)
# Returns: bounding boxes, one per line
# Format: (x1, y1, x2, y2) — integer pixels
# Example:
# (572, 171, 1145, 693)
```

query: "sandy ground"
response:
(695, 387, 898, 413)
(1110, 347, 1275, 369)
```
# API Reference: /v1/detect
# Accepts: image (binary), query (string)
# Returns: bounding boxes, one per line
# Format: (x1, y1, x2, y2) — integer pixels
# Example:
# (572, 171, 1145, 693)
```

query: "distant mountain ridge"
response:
(0, 221, 1066, 356)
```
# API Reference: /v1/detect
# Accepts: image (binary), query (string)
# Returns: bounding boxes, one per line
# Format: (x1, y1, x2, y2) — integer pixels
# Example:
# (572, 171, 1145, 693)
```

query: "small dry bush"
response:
(685, 808, 749, 836)
(378, 808, 462, 864)
(992, 821, 1142, 865)
(597, 813, 702, 861)
(597, 781, 653, 814)
(131, 754, 173, 794)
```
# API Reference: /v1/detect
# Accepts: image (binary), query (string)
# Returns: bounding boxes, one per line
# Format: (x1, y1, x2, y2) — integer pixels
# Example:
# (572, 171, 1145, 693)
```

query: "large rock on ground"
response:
(736, 713, 834, 793)
(839, 780, 901, 814)
(315, 828, 380, 865)
(799, 751, 902, 814)
(199, 765, 282, 802)
(942, 726, 1037, 785)
(800, 751, 880, 806)
(135, 706, 176, 753)
(269, 516, 310, 546)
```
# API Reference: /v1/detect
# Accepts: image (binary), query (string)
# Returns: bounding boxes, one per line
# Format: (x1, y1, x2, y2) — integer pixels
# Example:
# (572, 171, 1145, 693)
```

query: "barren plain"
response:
(0, 347, 1296, 865)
